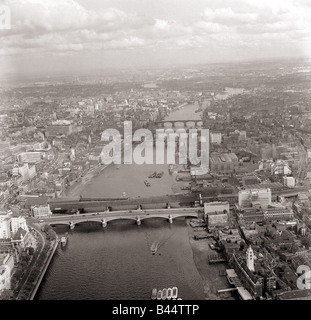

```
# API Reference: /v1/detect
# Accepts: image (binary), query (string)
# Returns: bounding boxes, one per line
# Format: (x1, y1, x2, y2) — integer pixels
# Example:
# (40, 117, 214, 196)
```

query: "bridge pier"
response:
(168, 215, 173, 224)
(102, 218, 107, 228)
(136, 217, 141, 226)
(69, 221, 75, 229)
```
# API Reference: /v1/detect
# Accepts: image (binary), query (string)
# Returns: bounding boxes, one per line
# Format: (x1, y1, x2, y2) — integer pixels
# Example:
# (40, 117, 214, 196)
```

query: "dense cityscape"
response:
(1, 57, 311, 300)
(1, 0, 311, 304)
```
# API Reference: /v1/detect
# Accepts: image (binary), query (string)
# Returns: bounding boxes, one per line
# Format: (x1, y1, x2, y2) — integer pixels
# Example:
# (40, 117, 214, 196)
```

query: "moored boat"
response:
(172, 287, 178, 299)
(60, 237, 66, 246)
(156, 171, 164, 178)
(167, 288, 172, 300)
(157, 290, 162, 300)
(162, 288, 167, 300)
(151, 288, 157, 300)
(60, 232, 68, 247)
(148, 171, 157, 178)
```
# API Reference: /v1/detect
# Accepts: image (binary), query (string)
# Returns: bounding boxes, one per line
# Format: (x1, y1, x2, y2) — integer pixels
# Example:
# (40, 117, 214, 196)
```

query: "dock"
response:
(217, 288, 238, 293)
(226, 269, 242, 286)
(208, 254, 226, 264)
(194, 234, 209, 240)
(222, 269, 253, 300)
(194, 233, 214, 239)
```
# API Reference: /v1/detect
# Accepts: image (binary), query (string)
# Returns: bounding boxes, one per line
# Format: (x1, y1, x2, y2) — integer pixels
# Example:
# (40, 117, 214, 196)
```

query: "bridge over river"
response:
(47, 186, 304, 215)
(48, 194, 199, 214)
(39, 207, 200, 229)
(155, 119, 203, 128)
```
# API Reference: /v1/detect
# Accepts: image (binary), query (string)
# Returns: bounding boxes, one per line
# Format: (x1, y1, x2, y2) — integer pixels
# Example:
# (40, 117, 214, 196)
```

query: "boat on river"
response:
(151, 242, 158, 255)
(60, 232, 68, 247)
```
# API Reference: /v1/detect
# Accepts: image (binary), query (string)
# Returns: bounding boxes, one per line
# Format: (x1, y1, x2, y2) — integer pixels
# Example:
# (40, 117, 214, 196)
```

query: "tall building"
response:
(238, 188, 272, 209)
(0, 253, 14, 291)
(210, 132, 222, 144)
(32, 204, 52, 218)
(0, 210, 29, 240)
(0, 215, 11, 239)
(246, 246, 255, 272)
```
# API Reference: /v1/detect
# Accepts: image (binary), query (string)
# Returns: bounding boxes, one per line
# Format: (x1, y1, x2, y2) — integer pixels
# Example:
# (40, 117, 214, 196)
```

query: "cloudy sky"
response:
(1, 0, 311, 76)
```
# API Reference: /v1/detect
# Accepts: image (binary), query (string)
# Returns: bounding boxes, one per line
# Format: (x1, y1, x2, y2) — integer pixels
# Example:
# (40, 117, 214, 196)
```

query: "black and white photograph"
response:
(1, 0, 311, 305)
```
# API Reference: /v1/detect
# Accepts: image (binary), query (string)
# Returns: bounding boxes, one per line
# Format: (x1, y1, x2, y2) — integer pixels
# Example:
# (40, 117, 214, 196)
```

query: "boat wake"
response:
(151, 242, 159, 255)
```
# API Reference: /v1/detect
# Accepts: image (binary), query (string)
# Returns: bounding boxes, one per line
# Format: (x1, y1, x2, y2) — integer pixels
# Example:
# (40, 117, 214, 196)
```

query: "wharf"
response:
(208, 254, 226, 264)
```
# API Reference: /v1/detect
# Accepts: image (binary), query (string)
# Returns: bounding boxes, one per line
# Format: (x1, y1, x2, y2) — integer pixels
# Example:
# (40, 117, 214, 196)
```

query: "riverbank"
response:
(186, 219, 236, 300)
(29, 238, 59, 300)
(13, 225, 59, 300)
(62, 163, 110, 198)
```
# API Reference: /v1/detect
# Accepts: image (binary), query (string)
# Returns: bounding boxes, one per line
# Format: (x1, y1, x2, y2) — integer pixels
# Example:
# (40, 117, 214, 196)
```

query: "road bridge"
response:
(39, 207, 199, 229)
(155, 120, 203, 128)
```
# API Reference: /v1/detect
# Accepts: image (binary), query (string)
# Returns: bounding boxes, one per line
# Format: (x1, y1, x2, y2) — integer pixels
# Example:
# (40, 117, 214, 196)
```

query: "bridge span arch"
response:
(41, 209, 199, 229)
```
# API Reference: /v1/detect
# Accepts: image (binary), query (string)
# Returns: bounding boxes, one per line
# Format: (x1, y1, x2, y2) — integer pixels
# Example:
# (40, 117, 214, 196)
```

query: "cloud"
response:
(6, 0, 148, 34)
(1, 0, 311, 60)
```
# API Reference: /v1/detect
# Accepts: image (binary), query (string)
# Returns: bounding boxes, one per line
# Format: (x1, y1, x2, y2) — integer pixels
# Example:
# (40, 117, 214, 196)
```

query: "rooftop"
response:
(12, 227, 28, 241)
(24, 196, 49, 208)
(210, 152, 238, 164)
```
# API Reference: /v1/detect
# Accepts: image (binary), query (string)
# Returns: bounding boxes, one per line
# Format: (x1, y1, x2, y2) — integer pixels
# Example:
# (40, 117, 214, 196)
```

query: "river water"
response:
(35, 103, 207, 300)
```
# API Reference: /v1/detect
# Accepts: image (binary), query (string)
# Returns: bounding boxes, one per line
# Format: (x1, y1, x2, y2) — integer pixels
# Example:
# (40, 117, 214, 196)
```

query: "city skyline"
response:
(1, 0, 311, 77)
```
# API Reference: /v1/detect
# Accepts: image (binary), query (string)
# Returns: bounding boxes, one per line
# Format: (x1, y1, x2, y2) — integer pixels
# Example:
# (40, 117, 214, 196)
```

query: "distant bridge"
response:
(155, 120, 203, 128)
(39, 208, 199, 229)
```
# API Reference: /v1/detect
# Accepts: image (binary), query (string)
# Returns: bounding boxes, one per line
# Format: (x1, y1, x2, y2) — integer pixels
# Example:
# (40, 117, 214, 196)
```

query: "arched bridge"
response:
(39, 208, 199, 229)
(155, 120, 203, 128)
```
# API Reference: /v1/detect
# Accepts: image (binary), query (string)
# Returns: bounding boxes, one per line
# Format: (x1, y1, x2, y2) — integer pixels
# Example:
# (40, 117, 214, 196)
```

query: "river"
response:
(35, 103, 210, 300)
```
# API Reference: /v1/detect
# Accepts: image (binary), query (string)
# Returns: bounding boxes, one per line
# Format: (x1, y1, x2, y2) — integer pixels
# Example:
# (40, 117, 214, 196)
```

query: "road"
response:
(38, 207, 200, 225)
